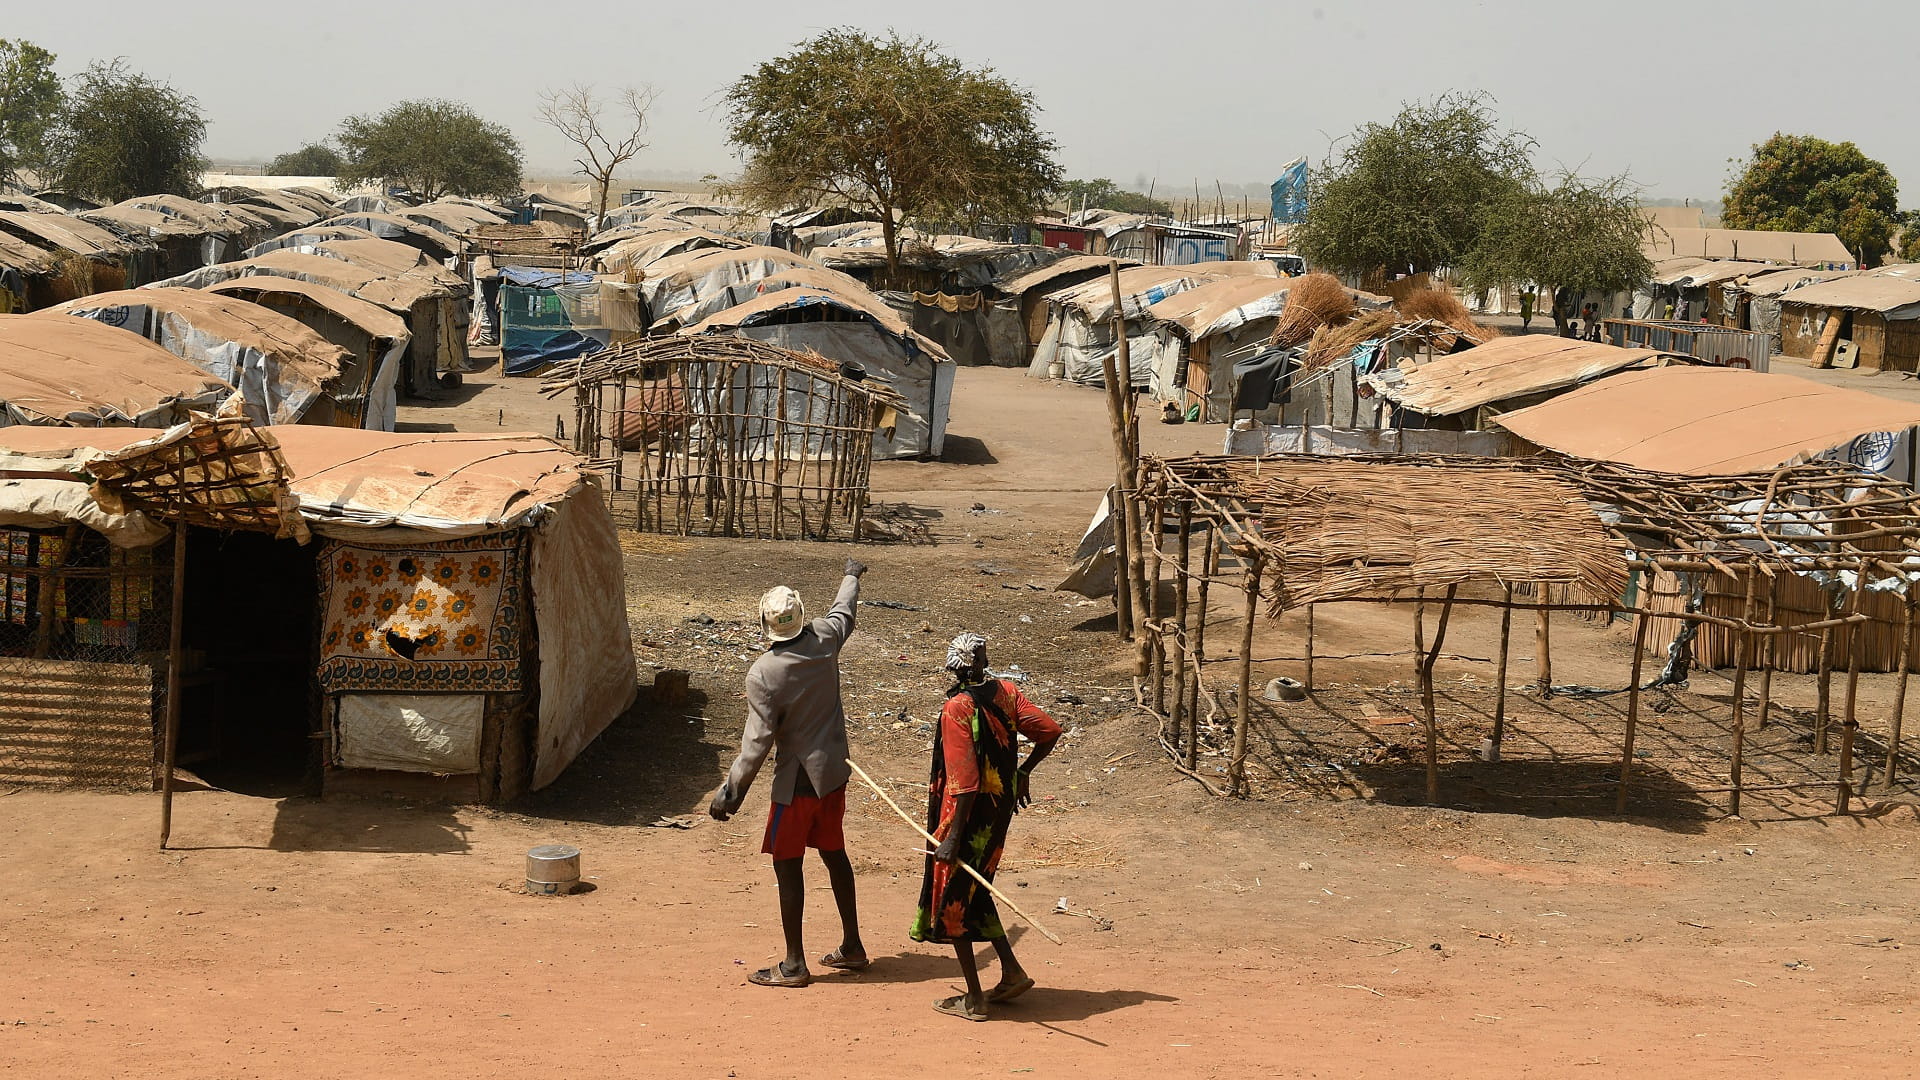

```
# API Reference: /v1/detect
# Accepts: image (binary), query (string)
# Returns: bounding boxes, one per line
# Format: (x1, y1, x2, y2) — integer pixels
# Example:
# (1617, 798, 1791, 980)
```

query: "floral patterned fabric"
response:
(316, 535, 524, 692)
(909, 679, 1062, 945)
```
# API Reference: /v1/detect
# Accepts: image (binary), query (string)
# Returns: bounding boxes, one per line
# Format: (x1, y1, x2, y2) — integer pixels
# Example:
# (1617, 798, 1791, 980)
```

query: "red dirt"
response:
(3, 361, 1917, 1078)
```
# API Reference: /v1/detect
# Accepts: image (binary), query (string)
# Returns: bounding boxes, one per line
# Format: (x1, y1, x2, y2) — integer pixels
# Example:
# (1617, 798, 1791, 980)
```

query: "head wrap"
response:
(944, 632, 987, 675)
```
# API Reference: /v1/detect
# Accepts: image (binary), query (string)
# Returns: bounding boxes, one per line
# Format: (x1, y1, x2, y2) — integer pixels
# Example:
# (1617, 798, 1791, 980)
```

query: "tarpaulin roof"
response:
(205, 275, 411, 344)
(306, 237, 467, 293)
(124, 194, 276, 235)
(153, 251, 447, 312)
(1365, 335, 1676, 417)
(245, 225, 381, 257)
(1772, 275, 1920, 315)
(684, 282, 951, 362)
(0, 211, 148, 258)
(0, 231, 59, 275)
(1647, 227, 1854, 266)
(1735, 267, 1858, 298)
(1669, 260, 1783, 288)
(309, 212, 460, 254)
(1043, 264, 1224, 321)
(45, 287, 352, 410)
(0, 422, 596, 538)
(400, 201, 510, 234)
(995, 253, 1138, 297)
(1147, 275, 1293, 340)
(0, 315, 232, 425)
(1493, 366, 1920, 474)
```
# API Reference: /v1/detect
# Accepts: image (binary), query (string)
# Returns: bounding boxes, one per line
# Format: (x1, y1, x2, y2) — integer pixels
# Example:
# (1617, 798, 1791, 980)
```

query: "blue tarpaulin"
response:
(500, 267, 605, 376)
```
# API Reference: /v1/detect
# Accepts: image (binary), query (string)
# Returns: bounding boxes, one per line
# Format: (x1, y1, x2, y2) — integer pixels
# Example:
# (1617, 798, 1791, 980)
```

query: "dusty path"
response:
(4, 361, 1918, 1078)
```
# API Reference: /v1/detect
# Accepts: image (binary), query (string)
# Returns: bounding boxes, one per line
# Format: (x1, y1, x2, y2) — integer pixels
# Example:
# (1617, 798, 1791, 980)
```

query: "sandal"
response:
(933, 993, 987, 1022)
(820, 948, 870, 971)
(748, 962, 811, 988)
(987, 974, 1034, 1003)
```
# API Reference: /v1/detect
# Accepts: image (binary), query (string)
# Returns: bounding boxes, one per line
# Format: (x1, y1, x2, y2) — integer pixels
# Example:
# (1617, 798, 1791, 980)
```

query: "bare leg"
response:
(986, 934, 1034, 1001)
(949, 942, 985, 1014)
(817, 848, 865, 963)
(772, 856, 807, 977)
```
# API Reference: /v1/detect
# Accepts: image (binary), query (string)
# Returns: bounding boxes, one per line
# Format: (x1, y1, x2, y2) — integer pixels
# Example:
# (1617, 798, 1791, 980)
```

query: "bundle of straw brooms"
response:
(1268, 273, 1356, 349)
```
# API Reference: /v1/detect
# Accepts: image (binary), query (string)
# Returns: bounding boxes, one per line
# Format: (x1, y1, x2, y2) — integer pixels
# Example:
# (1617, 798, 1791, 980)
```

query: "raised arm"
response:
(815, 559, 866, 651)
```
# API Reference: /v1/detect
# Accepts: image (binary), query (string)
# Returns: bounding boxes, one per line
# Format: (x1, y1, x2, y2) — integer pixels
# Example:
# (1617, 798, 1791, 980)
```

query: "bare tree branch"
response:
(537, 83, 658, 225)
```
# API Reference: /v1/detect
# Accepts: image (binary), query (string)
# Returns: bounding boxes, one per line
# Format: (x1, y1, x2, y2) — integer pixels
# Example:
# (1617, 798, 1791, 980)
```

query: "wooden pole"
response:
(1108, 263, 1150, 651)
(1171, 500, 1193, 763)
(1189, 522, 1216, 739)
(1229, 553, 1263, 796)
(1756, 583, 1777, 731)
(1099, 371, 1134, 641)
(1535, 604, 1554, 697)
(845, 758, 1062, 946)
(1303, 604, 1316, 691)
(1489, 585, 1515, 762)
(1146, 487, 1165, 715)
(1814, 624, 1836, 754)
(1615, 610, 1654, 814)
(1836, 718, 1858, 815)
(158, 524, 189, 850)
(1886, 597, 1914, 792)
(1729, 571, 1758, 818)
(1420, 585, 1458, 805)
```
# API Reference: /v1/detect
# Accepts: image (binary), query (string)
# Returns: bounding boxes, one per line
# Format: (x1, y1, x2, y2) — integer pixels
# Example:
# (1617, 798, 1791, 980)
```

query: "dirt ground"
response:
(3, 357, 1918, 1079)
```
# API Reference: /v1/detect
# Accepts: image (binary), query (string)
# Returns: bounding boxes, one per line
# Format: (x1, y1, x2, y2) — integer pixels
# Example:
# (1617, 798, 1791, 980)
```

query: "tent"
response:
(685, 285, 954, 459)
(1028, 264, 1225, 389)
(0, 315, 232, 426)
(497, 268, 641, 376)
(43, 288, 359, 428)
(1363, 335, 1681, 425)
(205, 276, 409, 431)
(0, 418, 636, 802)
(1144, 275, 1295, 420)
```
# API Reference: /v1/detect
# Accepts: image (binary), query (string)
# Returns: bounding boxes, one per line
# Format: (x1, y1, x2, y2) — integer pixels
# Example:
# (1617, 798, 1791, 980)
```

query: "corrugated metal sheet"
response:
(0, 658, 155, 786)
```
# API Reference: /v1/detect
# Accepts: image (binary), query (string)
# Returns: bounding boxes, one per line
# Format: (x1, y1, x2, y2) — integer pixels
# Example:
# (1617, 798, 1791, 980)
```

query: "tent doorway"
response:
(176, 527, 320, 796)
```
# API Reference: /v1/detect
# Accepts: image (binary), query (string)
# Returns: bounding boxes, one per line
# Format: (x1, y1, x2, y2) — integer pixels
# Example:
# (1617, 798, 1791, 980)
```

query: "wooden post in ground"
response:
(1104, 261, 1149, 651)
(1229, 552, 1264, 796)
(1303, 604, 1316, 691)
(1189, 522, 1216, 737)
(1099, 350, 1134, 641)
(1814, 624, 1836, 753)
(1489, 585, 1515, 761)
(1420, 585, 1460, 805)
(1615, 611, 1654, 814)
(1171, 500, 1194, 766)
(158, 524, 189, 850)
(1145, 488, 1165, 715)
(1535, 604, 1554, 697)
(1886, 597, 1914, 792)
(1728, 571, 1758, 818)
(1837, 718, 1858, 815)
(1756, 585, 1777, 730)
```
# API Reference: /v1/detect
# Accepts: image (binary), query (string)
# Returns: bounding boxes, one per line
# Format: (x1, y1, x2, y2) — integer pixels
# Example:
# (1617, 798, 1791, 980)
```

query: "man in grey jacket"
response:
(709, 559, 869, 988)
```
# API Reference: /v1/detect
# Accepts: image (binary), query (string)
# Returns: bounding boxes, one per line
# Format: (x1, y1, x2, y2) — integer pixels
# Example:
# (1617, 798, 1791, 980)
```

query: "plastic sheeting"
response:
(529, 485, 637, 790)
(336, 692, 484, 773)
(1223, 423, 1520, 458)
(730, 321, 952, 458)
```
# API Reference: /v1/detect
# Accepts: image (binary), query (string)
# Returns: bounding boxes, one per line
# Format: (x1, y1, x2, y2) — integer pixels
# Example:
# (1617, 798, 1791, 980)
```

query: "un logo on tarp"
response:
(1849, 431, 1898, 473)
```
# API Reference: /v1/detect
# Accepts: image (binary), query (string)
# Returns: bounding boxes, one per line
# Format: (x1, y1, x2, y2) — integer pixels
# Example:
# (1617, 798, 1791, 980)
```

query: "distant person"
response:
(1564, 320, 1580, 339)
(710, 560, 871, 988)
(1664, 301, 1676, 320)
(1519, 288, 1536, 330)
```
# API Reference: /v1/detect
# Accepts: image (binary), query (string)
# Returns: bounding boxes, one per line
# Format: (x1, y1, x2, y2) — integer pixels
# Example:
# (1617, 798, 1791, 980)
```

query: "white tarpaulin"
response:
(530, 486, 637, 790)
(337, 693, 484, 773)
(733, 322, 953, 458)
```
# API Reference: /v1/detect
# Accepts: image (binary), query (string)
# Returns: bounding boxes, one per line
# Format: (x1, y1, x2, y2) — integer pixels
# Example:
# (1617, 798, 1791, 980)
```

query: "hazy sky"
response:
(11, 1, 1918, 201)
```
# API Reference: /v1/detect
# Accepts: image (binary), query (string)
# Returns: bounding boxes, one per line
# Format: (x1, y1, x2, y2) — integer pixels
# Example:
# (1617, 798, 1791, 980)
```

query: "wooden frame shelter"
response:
(1130, 452, 1920, 816)
(546, 336, 904, 541)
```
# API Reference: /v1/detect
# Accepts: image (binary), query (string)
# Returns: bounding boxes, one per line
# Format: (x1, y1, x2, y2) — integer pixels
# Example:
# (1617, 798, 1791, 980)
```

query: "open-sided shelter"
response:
(1774, 274, 1920, 372)
(0, 417, 636, 807)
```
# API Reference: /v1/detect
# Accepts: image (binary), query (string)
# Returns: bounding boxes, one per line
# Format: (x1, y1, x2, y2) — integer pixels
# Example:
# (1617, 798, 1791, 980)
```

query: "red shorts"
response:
(761, 785, 846, 860)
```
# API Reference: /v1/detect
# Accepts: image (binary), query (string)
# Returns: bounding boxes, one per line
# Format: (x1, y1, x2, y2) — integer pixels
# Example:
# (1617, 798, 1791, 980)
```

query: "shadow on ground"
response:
(513, 686, 731, 826)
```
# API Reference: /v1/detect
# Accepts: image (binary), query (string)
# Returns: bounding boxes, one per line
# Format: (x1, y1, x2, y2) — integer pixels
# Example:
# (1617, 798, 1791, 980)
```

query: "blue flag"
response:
(1270, 158, 1308, 223)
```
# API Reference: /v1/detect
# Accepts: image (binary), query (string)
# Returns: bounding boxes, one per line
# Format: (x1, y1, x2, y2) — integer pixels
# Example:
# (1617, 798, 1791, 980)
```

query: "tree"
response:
(1060, 178, 1169, 215)
(1461, 173, 1654, 335)
(265, 142, 344, 176)
(42, 59, 205, 202)
(1294, 92, 1534, 277)
(722, 28, 1063, 281)
(1724, 133, 1899, 267)
(0, 39, 63, 186)
(538, 83, 655, 225)
(334, 99, 522, 201)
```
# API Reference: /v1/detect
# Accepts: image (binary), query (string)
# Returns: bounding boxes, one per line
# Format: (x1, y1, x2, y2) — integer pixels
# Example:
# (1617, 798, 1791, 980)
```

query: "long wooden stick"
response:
(845, 757, 1063, 946)
(158, 523, 188, 850)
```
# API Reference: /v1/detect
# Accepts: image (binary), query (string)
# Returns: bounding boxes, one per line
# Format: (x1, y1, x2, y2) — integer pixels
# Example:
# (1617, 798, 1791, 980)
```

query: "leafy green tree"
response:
(1060, 178, 1169, 215)
(1724, 133, 1898, 266)
(723, 28, 1063, 280)
(1294, 92, 1533, 277)
(0, 39, 63, 186)
(1462, 174, 1654, 334)
(42, 59, 206, 202)
(334, 99, 522, 200)
(265, 142, 344, 176)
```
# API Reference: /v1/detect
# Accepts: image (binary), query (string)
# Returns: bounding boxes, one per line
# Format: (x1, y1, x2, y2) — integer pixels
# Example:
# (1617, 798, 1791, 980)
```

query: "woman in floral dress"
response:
(911, 633, 1062, 1021)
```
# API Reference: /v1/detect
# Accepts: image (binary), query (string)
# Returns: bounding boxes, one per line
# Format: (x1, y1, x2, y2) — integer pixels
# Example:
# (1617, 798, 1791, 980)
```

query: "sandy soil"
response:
(3, 359, 1918, 1079)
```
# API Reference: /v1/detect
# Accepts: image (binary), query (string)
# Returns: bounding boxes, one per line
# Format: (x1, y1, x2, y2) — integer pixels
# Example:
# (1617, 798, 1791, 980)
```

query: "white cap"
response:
(759, 586, 805, 642)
